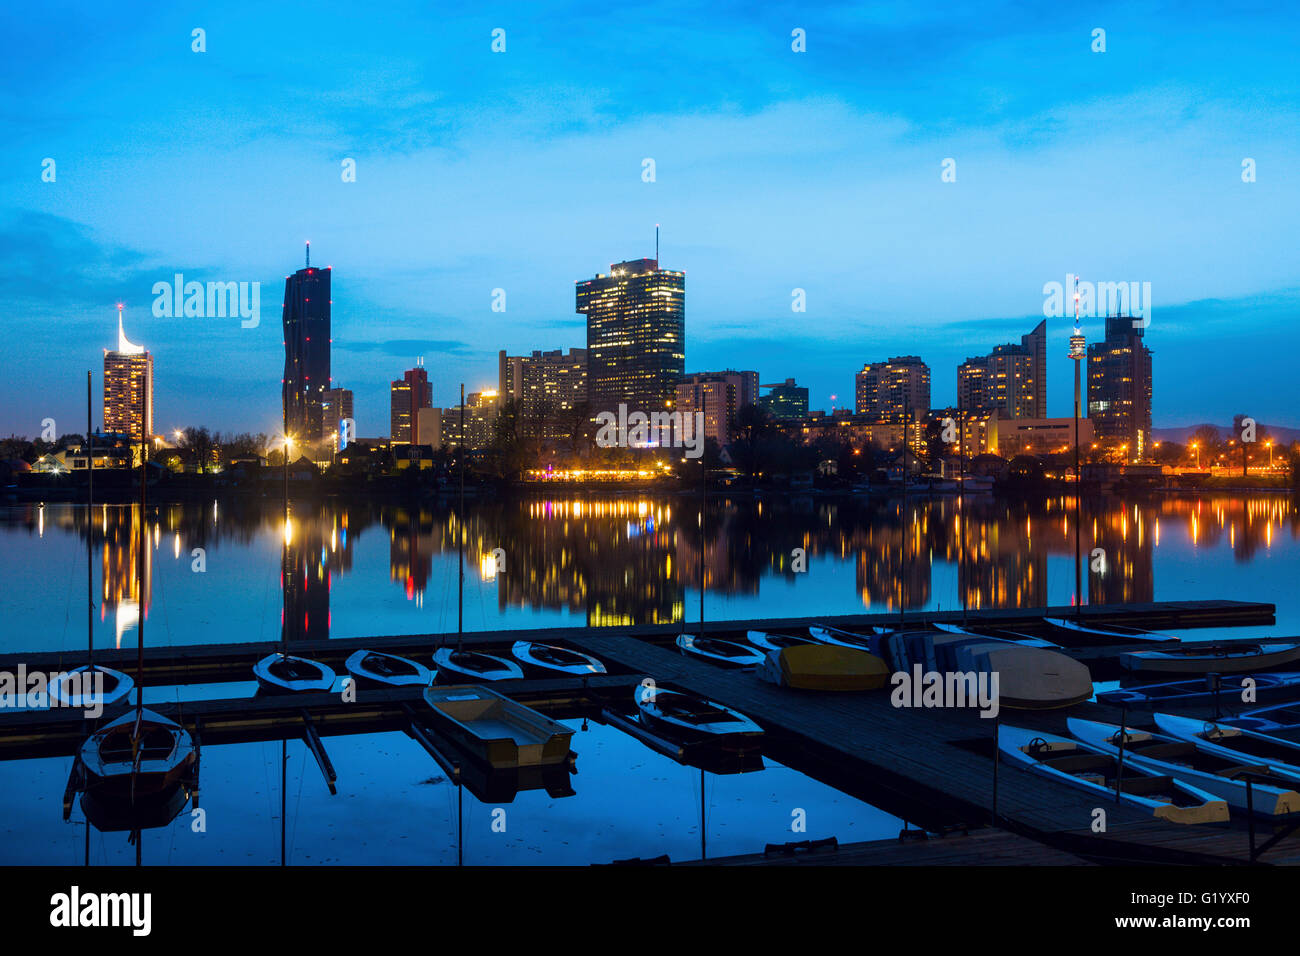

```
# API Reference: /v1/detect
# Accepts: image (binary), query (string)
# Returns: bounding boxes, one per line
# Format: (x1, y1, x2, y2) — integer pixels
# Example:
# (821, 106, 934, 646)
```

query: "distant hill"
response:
(1153, 423, 1300, 445)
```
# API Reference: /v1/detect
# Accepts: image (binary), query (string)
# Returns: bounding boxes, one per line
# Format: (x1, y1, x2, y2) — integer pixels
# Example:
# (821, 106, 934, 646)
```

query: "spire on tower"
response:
(306, 241, 310, 268)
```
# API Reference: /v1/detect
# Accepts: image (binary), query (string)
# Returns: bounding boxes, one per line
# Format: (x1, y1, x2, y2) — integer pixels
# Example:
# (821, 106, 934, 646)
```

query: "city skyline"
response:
(3, 2, 1298, 437)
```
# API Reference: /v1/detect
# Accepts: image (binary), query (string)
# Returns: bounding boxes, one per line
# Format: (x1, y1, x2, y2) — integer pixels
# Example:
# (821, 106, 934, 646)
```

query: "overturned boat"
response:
(759, 643, 889, 691)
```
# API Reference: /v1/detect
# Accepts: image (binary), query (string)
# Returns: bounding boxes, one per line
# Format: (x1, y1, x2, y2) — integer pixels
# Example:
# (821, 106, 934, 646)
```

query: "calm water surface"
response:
(1, 492, 1295, 864)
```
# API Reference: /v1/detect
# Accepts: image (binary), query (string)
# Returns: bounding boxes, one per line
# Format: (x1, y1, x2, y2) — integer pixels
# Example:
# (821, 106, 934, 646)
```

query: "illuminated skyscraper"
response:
(103, 305, 153, 442)
(576, 258, 685, 418)
(957, 319, 1047, 419)
(390, 363, 432, 444)
(322, 387, 354, 450)
(855, 356, 930, 421)
(675, 370, 759, 446)
(1088, 314, 1153, 459)
(758, 379, 809, 421)
(499, 348, 588, 439)
(282, 244, 331, 441)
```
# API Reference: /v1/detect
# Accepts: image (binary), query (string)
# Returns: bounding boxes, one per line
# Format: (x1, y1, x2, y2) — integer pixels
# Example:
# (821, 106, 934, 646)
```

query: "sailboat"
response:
(254, 430, 336, 694)
(52, 373, 134, 711)
(78, 387, 196, 807)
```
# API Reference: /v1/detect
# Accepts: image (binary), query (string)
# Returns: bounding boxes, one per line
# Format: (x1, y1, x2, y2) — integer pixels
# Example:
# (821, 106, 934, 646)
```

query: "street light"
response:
(1191, 441, 1199, 469)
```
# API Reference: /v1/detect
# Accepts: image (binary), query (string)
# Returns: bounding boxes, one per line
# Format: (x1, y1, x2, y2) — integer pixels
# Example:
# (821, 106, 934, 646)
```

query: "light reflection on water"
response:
(0, 721, 898, 865)
(2, 493, 1296, 656)
(1, 493, 1295, 863)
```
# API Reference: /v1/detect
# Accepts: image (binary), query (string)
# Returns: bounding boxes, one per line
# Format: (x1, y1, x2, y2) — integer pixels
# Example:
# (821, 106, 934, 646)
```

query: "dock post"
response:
(1114, 706, 1127, 806)
(1246, 777, 1256, 862)
(991, 713, 999, 826)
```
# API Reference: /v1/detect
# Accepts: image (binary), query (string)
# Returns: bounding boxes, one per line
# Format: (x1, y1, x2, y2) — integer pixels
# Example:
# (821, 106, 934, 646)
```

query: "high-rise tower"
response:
(281, 243, 331, 442)
(577, 257, 685, 418)
(103, 304, 153, 442)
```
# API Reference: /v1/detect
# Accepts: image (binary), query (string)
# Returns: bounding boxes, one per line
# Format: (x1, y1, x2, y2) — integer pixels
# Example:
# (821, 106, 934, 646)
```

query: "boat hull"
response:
(344, 650, 431, 688)
(79, 708, 197, 799)
(253, 653, 337, 694)
(676, 634, 764, 669)
(422, 684, 573, 768)
(432, 648, 524, 683)
(49, 665, 135, 711)
(1068, 717, 1300, 817)
(634, 686, 763, 751)
(1120, 643, 1300, 676)
(998, 724, 1228, 824)
(1098, 672, 1300, 710)
(510, 641, 606, 677)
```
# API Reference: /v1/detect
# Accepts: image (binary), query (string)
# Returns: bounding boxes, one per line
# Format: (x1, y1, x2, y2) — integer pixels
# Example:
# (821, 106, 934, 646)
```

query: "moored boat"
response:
(808, 624, 903, 668)
(1067, 717, 1300, 818)
(1155, 712, 1300, 779)
(1097, 672, 1300, 710)
(510, 641, 606, 676)
(1222, 701, 1300, 735)
(634, 685, 763, 750)
(1042, 617, 1178, 646)
(1120, 642, 1300, 676)
(80, 707, 197, 798)
(932, 621, 1060, 649)
(746, 630, 821, 653)
(254, 652, 337, 694)
(344, 649, 431, 688)
(421, 684, 574, 769)
(759, 643, 889, 691)
(997, 725, 1228, 824)
(432, 647, 524, 683)
(956, 643, 1094, 710)
(676, 634, 764, 669)
(50, 665, 135, 711)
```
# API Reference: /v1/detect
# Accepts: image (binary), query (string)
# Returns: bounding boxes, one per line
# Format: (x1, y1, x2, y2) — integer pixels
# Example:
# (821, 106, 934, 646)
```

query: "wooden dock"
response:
(685, 828, 1095, 866)
(3, 596, 1295, 865)
(562, 630, 1298, 865)
(0, 599, 1274, 687)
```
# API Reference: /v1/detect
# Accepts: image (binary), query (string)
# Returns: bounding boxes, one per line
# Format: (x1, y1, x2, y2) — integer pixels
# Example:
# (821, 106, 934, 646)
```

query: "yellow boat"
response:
(760, 644, 889, 691)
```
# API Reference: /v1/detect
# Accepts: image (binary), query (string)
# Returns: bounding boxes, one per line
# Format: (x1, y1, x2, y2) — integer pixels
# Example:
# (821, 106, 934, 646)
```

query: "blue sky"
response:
(2, 0, 1298, 438)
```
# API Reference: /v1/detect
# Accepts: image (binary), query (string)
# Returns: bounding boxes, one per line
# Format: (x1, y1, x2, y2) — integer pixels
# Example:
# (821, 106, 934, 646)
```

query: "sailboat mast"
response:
(136, 385, 147, 727)
(87, 371, 94, 666)
(699, 452, 705, 632)
(458, 383, 465, 651)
